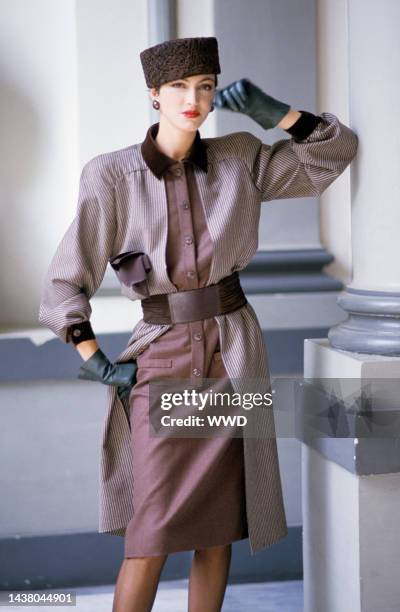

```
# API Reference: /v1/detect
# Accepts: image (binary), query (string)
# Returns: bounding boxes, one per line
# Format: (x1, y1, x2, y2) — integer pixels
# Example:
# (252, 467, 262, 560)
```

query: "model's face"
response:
(150, 73, 216, 132)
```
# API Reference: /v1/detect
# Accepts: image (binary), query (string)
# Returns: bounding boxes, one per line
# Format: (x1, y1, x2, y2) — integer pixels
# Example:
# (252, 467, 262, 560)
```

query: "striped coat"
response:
(38, 112, 358, 555)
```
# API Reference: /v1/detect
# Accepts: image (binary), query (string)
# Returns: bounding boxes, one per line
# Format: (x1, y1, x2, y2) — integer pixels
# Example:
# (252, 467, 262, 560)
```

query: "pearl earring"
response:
(152, 99, 160, 110)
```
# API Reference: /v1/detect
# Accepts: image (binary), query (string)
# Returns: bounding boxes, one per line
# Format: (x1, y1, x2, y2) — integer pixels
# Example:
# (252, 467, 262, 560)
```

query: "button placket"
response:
(170, 162, 205, 385)
(189, 320, 205, 384)
(172, 164, 198, 291)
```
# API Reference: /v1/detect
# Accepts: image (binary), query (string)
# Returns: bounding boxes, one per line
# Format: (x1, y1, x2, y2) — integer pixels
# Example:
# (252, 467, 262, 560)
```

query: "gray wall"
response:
(214, 0, 321, 251)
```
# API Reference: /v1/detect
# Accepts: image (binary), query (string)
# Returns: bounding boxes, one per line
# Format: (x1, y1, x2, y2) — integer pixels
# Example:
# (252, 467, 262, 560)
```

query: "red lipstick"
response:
(182, 111, 200, 118)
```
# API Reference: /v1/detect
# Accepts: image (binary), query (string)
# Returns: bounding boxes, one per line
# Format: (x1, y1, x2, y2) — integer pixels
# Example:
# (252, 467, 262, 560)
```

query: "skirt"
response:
(124, 321, 249, 557)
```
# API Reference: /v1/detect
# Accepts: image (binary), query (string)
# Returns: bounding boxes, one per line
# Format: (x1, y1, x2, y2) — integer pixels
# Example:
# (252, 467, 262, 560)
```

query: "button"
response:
(192, 368, 201, 376)
(184, 236, 193, 245)
(173, 167, 183, 177)
(193, 333, 202, 341)
(181, 201, 190, 209)
(186, 271, 196, 279)
(73, 329, 82, 337)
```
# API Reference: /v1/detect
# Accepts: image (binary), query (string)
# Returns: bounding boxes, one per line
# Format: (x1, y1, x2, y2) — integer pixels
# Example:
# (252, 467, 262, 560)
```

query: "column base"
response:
(328, 287, 400, 356)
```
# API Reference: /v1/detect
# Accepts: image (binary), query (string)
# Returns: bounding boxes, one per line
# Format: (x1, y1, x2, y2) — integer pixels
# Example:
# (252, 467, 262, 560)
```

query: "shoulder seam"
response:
(83, 143, 148, 187)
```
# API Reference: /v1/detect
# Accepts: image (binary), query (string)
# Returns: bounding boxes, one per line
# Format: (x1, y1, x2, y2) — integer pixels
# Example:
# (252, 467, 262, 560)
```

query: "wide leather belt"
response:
(141, 271, 248, 324)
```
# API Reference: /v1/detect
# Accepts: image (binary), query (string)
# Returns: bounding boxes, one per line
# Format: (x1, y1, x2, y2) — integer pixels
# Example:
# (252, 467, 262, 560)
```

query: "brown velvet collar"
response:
(140, 122, 208, 179)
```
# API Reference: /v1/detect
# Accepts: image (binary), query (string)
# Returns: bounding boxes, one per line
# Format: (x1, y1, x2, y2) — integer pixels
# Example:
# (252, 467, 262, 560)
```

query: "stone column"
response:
(328, 0, 400, 356)
(303, 2, 400, 611)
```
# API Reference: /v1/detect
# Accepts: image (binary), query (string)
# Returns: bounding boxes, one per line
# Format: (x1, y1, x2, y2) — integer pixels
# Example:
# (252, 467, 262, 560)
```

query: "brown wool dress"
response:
(123, 124, 249, 557)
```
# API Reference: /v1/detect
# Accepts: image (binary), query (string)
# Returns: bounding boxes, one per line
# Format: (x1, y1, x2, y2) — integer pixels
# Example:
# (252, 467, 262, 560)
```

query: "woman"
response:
(38, 36, 358, 611)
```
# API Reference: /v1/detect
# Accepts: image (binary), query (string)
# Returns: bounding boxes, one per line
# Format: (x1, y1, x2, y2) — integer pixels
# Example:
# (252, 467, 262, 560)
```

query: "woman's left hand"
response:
(213, 78, 291, 130)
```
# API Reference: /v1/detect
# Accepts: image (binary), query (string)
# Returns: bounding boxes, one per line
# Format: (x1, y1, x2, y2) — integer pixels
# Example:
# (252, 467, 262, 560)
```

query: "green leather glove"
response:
(213, 78, 291, 130)
(78, 348, 137, 402)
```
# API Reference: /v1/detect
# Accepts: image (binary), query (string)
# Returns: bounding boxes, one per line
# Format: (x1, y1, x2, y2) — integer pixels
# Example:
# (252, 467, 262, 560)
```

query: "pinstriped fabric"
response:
(213, 300, 287, 553)
(38, 160, 118, 343)
(99, 320, 173, 536)
(251, 112, 359, 201)
(38, 112, 358, 555)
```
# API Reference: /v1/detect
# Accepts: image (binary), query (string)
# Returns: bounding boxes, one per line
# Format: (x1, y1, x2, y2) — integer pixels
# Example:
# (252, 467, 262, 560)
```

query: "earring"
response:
(209, 104, 214, 112)
(152, 99, 160, 110)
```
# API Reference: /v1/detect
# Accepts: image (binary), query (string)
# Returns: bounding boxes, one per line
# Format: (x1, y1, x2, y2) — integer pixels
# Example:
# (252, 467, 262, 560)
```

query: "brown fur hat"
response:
(140, 36, 221, 89)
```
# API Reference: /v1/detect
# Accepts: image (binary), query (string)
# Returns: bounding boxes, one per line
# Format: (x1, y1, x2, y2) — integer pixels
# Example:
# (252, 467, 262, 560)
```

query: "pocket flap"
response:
(109, 251, 152, 286)
(136, 356, 173, 368)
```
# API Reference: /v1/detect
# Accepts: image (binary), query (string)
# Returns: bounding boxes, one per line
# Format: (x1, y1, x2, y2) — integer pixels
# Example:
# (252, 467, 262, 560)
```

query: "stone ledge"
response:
(302, 339, 400, 475)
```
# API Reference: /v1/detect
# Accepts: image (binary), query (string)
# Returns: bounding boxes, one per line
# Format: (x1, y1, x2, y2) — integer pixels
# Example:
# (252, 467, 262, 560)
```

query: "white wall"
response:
(76, 0, 149, 163)
(0, 0, 79, 330)
(0, 0, 149, 332)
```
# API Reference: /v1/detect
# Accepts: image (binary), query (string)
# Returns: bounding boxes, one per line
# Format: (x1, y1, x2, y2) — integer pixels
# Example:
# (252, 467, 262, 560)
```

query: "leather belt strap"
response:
(141, 271, 247, 324)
